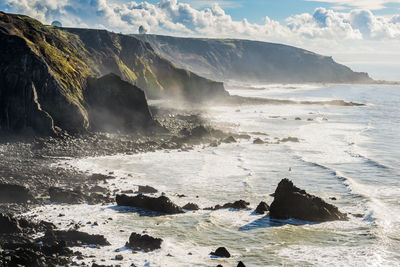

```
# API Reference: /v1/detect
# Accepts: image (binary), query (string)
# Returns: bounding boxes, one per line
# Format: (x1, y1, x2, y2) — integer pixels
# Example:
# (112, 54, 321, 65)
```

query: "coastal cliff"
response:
(0, 12, 227, 135)
(136, 34, 373, 84)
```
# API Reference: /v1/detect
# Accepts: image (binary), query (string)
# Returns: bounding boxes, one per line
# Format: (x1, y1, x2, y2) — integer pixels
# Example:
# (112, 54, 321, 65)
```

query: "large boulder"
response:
(40, 230, 110, 247)
(0, 183, 34, 203)
(85, 73, 158, 133)
(210, 247, 230, 258)
(126, 232, 162, 252)
(269, 179, 348, 222)
(116, 194, 184, 214)
(254, 201, 270, 214)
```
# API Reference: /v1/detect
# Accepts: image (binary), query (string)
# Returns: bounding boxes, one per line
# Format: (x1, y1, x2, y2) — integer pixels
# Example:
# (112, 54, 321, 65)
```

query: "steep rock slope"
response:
(0, 12, 227, 135)
(136, 34, 372, 84)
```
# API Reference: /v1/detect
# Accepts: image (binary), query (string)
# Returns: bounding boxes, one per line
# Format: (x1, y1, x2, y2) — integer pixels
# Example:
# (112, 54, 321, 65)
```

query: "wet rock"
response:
(190, 126, 210, 138)
(49, 187, 85, 204)
(137, 185, 158, 194)
(182, 203, 200, 211)
(237, 261, 246, 267)
(280, 137, 299, 142)
(269, 179, 348, 222)
(89, 185, 108, 194)
(126, 232, 162, 252)
(89, 173, 115, 182)
(116, 194, 184, 214)
(253, 138, 264, 144)
(206, 200, 249, 210)
(40, 230, 110, 247)
(0, 183, 34, 203)
(210, 247, 230, 258)
(255, 201, 270, 214)
(222, 136, 236, 143)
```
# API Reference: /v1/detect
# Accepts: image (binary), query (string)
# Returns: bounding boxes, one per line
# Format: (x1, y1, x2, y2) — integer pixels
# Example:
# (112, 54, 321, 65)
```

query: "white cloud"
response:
(306, 0, 400, 10)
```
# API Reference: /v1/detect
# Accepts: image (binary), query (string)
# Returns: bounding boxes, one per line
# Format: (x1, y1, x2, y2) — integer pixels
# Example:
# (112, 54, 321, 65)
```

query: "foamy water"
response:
(26, 84, 400, 266)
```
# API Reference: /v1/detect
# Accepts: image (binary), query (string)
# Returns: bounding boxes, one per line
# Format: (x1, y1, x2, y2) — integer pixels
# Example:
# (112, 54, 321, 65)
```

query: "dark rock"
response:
(0, 213, 22, 233)
(0, 183, 34, 203)
(295, 117, 301, 120)
(255, 201, 270, 214)
(116, 194, 184, 214)
(210, 247, 230, 258)
(49, 187, 85, 204)
(115, 254, 123, 260)
(253, 138, 264, 144)
(190, 126, 210, 138)
(137, 185, 158, 194)
(90, 173, 115, 182)
(126, 232, 162, 252)
(182, 203, 200, 211)
(40, 230, 110, 247)
(269, 179, 348, 222)
(280, 137, 299, 142)
(206, 200, 249, 210)
(222, 136, 236, 143)
(237, 261, 246, 267)
(85, 73, 158, 133)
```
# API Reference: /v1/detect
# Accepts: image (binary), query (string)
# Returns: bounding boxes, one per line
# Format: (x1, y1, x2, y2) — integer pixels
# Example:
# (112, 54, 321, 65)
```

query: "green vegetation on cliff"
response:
(136, 34, 373, 84)
(0, 12, 227, 135)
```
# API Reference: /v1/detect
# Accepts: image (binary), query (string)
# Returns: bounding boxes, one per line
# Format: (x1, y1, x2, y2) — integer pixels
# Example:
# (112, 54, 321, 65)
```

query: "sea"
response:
(26, 83, 400, 266)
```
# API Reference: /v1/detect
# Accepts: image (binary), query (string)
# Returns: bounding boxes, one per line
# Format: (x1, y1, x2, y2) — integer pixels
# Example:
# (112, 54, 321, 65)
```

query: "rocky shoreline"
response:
(0, 106, 250, 266)
(0, 104, 351, 266)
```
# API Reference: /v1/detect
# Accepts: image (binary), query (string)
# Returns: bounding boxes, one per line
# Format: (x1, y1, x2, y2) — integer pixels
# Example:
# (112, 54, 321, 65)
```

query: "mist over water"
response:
(27, 84, 400, 266)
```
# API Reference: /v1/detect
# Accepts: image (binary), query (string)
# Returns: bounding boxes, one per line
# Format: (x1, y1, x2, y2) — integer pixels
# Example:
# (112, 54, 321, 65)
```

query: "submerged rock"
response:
(126, 232, 162, 252)
(280, 137, 299, 142)
(222, 136, 236, 143)
(182, 203, 200, 210)
(116, 194, 184, 214)
(210, 247, 230, 258)
(137, 185, 158, 194)
(253, 138, 264, 144)
(254, 201, 270, 214)
(269, 179, 348, 222)
(0, 183, 34, 203)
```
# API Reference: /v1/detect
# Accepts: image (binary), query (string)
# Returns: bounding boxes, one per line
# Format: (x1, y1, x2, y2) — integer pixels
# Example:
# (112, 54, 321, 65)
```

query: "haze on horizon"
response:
(2, 0, 399, 80)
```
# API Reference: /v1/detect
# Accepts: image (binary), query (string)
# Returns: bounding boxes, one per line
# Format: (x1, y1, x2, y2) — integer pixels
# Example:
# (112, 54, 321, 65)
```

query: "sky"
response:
(1, 0, 400, 80)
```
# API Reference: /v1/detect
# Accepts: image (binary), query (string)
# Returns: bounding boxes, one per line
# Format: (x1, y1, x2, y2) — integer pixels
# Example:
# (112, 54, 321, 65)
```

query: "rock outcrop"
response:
(269, 179, 348, 222)
(126, 232, 162, 252)
(210, 247, 231, 258)
(40, 230, 110, 247)
(254, 201, 270, 214)
(85, 73, 157, 132)
(116, 194, 184, 214)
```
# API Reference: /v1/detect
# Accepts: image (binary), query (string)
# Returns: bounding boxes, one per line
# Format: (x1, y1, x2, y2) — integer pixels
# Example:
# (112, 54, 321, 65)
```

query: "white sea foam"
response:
(30, 84, 400, 266)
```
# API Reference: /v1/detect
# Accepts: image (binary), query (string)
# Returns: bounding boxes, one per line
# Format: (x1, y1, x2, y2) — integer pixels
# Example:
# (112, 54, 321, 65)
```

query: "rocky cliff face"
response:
(85, 73, 156, 132)
(0, 12, 227, 135)
(136, 34, 373, 84)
